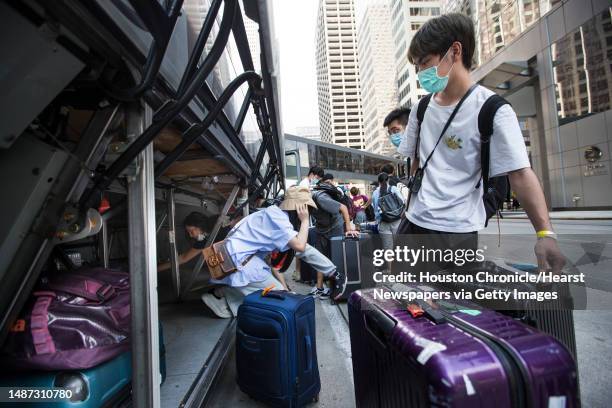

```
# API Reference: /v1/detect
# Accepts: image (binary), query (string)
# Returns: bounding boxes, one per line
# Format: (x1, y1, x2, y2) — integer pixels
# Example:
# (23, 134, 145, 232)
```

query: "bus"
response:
(0, 0, 283, 406)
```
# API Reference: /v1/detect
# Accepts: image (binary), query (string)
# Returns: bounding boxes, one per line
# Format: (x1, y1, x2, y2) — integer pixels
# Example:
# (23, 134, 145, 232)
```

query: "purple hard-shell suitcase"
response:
(348, 286, 579, 408)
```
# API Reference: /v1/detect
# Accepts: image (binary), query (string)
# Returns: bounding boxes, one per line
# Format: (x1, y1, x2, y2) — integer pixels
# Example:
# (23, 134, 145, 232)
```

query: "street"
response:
(207, 217, 612, 408)
(484, 217, 612, 408)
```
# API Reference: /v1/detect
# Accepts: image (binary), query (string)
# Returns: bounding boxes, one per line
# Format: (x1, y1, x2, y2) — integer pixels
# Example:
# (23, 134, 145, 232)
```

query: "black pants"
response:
(392, 217, 478, 275)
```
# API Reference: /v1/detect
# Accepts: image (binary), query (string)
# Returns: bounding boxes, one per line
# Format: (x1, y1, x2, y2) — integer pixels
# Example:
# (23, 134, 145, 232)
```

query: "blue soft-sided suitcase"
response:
(0, 325, 166, 407)
(236, 290, 320, 407)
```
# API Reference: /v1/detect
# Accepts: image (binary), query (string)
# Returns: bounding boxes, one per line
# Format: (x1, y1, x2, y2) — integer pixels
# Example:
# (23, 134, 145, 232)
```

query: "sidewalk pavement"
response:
(501, 210, 612, 220)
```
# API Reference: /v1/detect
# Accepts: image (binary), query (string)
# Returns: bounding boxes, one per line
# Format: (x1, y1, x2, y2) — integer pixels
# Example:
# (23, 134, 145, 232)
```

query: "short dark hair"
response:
(408, 13, 475, 70)
(321, 173, 334, 182)
(381, 164, 395, 175)
(308, 166, 324, 178)
(183, 212, 215, 232)
(350, 187, 359, 196)
(383, 108, 410, 127)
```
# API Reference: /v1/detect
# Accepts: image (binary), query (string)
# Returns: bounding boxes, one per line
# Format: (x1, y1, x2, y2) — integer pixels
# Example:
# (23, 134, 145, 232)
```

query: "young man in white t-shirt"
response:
(396, 13, 565, 273)
(298, 166, 324, 189)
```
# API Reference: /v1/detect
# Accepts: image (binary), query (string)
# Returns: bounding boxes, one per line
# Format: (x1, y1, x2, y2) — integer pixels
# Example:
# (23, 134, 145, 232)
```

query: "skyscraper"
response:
(442, 0, 560, 67)
(357, 0, 398, 156)
(315, 0, 365, 149)
(390, 0, 441, 108)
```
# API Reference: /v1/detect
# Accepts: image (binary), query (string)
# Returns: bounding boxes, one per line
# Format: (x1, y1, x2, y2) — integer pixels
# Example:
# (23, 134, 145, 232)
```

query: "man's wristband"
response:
(536, 230, 557, 239)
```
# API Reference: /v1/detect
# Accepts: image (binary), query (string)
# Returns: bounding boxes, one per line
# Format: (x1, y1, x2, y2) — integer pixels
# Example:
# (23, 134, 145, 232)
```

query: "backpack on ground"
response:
(378, 184, 404, 223)
(416, 89, 510, 226)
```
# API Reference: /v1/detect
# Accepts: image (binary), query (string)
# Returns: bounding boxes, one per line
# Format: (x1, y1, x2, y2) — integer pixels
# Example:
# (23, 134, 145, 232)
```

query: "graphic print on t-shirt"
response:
(444, 134, 463, 150)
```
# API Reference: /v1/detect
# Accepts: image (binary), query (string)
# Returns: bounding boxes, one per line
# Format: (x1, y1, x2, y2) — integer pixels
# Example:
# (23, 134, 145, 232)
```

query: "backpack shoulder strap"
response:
(414, 94, 433, 161)
(416, 94, 433, 124)
(477, 94, 510, 189)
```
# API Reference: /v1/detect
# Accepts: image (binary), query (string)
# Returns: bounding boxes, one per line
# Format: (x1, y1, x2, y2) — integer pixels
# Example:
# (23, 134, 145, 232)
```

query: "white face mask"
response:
(196, 233, 207, 242)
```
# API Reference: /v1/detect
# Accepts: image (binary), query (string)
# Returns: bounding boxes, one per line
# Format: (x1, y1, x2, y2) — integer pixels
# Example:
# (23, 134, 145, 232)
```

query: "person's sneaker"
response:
(332, 268, 348, 301)
(309, 286, 319, 295)
(312, 287, 330, 299)
(201, 292, 232, 318)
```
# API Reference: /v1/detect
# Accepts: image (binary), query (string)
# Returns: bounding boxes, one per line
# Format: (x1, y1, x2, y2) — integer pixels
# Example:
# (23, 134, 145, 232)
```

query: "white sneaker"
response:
(309, 286, 319, 295)
(312, 287, 330, 299)
(201, 293, 232, 318)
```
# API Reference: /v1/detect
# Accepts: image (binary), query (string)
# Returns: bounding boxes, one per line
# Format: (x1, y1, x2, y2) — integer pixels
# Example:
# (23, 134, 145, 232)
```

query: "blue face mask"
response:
(417, 49, 455, 93)
(390, 132, 402, 147)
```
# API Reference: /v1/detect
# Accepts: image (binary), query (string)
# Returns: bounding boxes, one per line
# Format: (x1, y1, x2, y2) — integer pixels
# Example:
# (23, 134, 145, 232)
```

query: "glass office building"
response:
(457, 0, 612, 209)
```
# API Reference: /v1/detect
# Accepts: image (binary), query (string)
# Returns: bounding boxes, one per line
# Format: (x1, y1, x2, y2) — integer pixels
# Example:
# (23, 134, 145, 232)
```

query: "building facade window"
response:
(552, 10, 612, 124)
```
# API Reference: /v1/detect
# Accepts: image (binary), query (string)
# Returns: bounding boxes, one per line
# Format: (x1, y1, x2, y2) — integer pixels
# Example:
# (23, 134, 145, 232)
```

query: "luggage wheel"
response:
(313, 394, 319, 403)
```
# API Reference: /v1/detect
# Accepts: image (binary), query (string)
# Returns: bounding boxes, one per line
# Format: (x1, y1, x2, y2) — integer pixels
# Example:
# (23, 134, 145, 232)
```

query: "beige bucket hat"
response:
(279, 186, 317, 210)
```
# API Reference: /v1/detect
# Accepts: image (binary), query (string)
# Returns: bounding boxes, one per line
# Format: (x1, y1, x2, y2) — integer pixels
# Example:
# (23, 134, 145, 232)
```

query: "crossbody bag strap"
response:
(419, 83, 478, 174)
(226, 215, 262, 268)
(406, 94, 433, 210)
(406, 85, 477, 209)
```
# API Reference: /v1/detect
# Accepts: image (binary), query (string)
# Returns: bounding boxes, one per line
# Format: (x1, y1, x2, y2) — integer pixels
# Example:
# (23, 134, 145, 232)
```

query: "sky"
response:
(272, 0, 368, 135)
(272, 0, 320, 135)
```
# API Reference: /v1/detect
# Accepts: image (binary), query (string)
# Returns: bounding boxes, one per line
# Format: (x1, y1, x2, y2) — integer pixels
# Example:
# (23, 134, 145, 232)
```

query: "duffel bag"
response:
(1, 267, 130, 371)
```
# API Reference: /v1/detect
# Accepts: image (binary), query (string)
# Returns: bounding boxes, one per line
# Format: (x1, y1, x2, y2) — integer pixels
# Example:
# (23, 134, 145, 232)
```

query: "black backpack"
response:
(416, 91, 510, 227)
(312, 183, 353, 228)
(378, 184, 404, 223)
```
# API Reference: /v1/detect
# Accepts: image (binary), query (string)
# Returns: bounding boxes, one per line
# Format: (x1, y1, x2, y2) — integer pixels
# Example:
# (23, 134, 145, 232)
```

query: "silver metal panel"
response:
(127, 104, 161, 408)
(167, 188, 181, 300)
(100, 221, 110, 269)
(65, 104, 121, 204)
(95, 0, 188, 93)
(0, 3, 84, 148)
(0, 135, 68, 279)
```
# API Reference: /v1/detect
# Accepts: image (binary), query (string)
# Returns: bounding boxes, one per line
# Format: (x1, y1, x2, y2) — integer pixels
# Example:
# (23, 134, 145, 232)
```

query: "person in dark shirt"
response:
(310, 174, 358, 298)
(157, 212, 233, 273)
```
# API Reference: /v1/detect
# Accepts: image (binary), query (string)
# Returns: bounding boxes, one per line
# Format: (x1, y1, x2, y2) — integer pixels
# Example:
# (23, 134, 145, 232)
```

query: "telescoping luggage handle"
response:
(343, 234, 361, 285)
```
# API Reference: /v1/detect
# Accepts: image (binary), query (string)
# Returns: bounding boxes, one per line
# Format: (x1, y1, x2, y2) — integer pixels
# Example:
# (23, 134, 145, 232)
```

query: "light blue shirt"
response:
(210, 206, 297, 287)
(372, 185, 404, 222)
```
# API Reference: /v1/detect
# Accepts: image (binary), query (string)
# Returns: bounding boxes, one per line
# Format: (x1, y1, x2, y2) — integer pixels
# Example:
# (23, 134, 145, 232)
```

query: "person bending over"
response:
(157, 212, 232, 273)
(199, 186, 347, 317)
(310, 175, 358, 298)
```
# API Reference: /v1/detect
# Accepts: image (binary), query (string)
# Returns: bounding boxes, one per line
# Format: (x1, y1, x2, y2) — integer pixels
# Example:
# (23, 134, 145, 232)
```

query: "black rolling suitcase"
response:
(434, 259, 578, 359)
(298, 227, 318, 284)
(329, 234, 375, 301)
